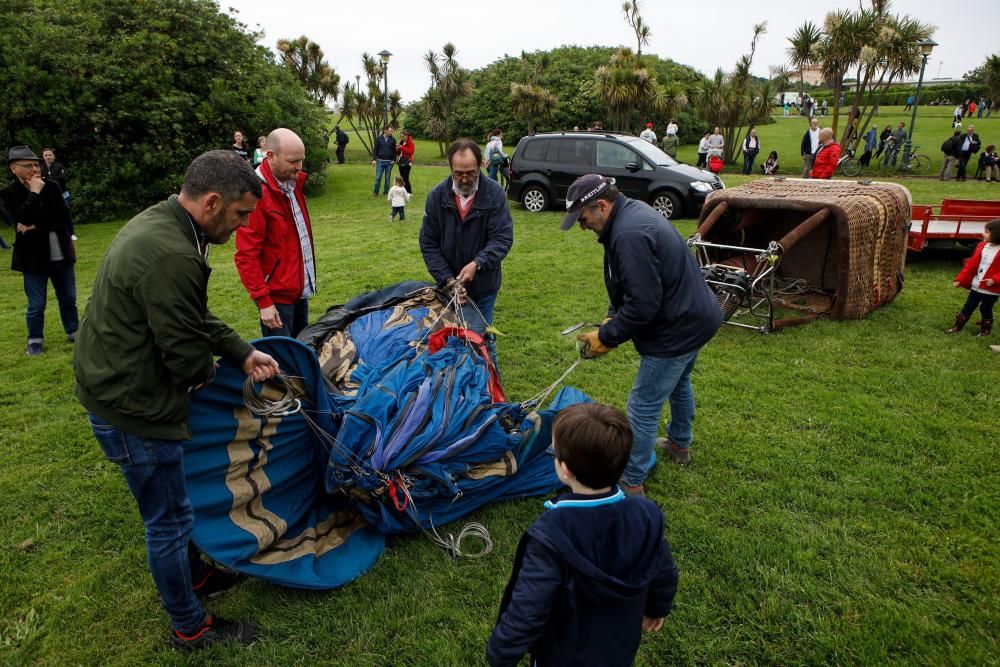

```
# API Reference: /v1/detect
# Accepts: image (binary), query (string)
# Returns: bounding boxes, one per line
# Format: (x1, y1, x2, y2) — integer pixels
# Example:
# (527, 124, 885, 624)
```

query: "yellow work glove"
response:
(577, 330, 613, 359)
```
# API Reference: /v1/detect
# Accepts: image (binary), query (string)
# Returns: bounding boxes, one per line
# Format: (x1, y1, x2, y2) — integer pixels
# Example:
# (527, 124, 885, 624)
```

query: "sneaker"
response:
(26, 342, 42, 356)
(67, 331, 77, 343)
(620, 482, 645, 497)
(192, 565, 245, 599)
(170, 615, 258, 651)
(656, 437, 692, 466)
(71, 234, 78, 241)
(991, 345, 1000, 354)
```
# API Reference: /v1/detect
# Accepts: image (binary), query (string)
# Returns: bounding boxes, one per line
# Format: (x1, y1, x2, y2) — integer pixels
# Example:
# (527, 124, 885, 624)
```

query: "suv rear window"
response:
(521, 138, 548, 162)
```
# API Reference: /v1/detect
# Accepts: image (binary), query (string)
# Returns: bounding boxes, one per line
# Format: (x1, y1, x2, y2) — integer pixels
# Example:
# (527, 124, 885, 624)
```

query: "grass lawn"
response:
(1, 144, 998, 665)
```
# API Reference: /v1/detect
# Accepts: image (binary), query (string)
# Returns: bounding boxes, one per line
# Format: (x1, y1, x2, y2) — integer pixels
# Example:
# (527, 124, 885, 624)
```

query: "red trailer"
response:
(908, 199, 1000, 252)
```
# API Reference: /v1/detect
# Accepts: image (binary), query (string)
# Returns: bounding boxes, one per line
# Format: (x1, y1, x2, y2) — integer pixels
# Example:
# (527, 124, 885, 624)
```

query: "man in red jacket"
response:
(809, 128, 841, 180)
(235, 128, 316, 338)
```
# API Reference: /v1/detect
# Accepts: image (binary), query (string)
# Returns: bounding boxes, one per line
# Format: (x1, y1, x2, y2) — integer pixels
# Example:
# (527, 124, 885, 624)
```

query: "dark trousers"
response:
(260, 298, 310, 338)
(696, 153, 707, 168)
(23, 263, 78, 343)
(336, 144, 346, 164)
(398, 164, 412, 193)
(391, 205, 406, 221)
(959, 290, 998, 320)
(741, 149, 759, 175)
(87, 413, 209, 633)
(956, 153, 972, 181)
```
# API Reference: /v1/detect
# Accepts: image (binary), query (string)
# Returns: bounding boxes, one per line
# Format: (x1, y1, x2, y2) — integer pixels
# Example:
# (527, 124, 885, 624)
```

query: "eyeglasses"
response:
(11, 162, 40, 169)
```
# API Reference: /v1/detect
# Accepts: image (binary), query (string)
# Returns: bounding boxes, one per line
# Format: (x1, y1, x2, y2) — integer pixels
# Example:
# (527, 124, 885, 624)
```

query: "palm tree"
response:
(622, 1, 651, 59)
(693, 24, 785, 164)
(510, 52, 558, 134)
(276, 36, 341, 107)
(423, 43, 473, 156)
(786, 21, 822, 107)
(815, 10, 865, 137)
(593, 49, 656, 132)
(337, 54, 402, 158)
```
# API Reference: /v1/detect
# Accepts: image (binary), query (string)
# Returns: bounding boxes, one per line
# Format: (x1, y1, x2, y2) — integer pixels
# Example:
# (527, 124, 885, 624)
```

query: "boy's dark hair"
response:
(985, 219, 1000, 244)
(446, 138, 482, 167)
(552, 403, 632, 489)
(181, 150, 262, 203)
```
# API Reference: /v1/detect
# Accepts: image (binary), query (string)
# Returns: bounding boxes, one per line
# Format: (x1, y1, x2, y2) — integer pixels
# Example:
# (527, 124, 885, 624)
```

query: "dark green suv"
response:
(508, 131, 723, 219)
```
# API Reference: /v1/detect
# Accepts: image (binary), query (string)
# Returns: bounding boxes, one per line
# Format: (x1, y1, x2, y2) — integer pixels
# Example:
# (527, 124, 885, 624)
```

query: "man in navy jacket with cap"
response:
(562, 174, 722, 495)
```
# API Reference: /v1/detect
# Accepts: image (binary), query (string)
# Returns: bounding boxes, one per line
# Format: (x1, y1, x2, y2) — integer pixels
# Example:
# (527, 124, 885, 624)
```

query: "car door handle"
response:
(542, 169, 552, 176)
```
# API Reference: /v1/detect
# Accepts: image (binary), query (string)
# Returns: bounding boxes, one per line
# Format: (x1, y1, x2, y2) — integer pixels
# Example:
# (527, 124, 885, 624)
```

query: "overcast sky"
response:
(224, 0, 999, 104)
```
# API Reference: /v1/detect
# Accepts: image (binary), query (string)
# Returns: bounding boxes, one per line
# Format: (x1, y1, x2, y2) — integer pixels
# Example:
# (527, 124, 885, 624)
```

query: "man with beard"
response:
(419, 138, 513, 329)
(74, 150, 280, 650)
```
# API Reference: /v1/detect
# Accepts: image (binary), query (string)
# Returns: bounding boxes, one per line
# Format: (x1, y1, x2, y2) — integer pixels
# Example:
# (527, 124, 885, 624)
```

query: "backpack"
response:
(488, 142, 503, 167)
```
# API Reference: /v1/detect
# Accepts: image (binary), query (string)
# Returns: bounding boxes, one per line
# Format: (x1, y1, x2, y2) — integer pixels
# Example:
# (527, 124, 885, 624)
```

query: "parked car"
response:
(507, 130, 724, 219)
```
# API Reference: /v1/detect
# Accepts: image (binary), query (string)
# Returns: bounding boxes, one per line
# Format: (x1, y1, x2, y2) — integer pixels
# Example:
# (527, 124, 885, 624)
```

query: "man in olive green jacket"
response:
(74, 151, 279, 650)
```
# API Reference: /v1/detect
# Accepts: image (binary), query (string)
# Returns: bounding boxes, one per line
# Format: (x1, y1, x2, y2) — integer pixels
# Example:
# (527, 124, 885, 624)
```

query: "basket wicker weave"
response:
(698, 179, 911, 320)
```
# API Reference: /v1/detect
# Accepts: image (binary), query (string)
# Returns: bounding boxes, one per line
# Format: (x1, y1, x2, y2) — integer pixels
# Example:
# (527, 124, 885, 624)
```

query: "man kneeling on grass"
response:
(486, 402, 679, 667)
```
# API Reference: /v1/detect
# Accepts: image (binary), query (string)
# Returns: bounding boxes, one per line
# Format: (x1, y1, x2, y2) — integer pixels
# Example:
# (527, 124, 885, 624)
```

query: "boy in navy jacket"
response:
(487, 402, 679, 667)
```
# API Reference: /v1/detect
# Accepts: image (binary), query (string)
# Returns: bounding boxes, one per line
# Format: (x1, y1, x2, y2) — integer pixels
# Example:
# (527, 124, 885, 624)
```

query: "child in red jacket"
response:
(945, 218, 1000, 337)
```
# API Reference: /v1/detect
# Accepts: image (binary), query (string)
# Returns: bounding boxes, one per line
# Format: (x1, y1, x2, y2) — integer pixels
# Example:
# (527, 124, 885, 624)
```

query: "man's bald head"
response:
(265, 128, 304, 156)
(819, 128, 834, 143)
(265, 128, 305, 182)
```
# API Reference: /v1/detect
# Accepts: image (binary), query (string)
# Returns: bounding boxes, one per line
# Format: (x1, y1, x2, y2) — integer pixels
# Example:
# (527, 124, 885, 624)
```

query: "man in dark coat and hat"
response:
(0, 145, 77, 355)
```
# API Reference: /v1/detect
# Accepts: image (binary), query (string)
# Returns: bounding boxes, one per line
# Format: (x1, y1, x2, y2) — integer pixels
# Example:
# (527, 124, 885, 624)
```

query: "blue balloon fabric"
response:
(185, 282, 589, 589)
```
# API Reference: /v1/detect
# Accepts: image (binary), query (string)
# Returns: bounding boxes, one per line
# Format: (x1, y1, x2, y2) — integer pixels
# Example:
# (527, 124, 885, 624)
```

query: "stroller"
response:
(707, 153, 724, 175)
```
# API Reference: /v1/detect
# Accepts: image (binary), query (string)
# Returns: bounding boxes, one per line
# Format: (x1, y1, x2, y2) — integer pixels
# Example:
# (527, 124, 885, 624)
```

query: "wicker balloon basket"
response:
(690, 178, 911, 332)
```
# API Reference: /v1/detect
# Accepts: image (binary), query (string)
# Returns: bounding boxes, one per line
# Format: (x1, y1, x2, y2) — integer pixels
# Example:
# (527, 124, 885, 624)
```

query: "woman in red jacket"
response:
(396, 129, 415, 194)
(809, 128, 841, 179)
(945, 218, 1000, 337)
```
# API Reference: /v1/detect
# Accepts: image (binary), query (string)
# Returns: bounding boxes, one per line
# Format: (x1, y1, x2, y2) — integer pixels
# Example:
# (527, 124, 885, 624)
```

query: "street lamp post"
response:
(377, 50, 392, 130)
(903, 38, 937, 164)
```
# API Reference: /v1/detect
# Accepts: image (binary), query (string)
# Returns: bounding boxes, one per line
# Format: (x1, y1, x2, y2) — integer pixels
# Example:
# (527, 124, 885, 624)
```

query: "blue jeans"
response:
(23, 264, 78, 343)
(373, 160, 394, 194)
(622, 348, 702, 486)
(487, 163, 500, 180)
(473, 292, 497, 327)
(87, 413, 208, 633)
(261, 298, 309, 338)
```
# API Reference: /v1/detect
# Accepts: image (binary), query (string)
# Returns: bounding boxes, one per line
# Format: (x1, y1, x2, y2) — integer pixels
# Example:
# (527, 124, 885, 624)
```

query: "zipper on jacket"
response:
(264, 259, 280, 283)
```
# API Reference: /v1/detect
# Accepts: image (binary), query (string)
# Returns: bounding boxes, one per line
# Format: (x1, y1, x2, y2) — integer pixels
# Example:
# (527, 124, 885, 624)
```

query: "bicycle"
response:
(880, 141, 931, 175)
(838, 146, 863, 177)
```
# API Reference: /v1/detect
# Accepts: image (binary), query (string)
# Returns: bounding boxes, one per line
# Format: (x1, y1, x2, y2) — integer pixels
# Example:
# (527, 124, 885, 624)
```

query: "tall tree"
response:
(622, 1, 651, 59)
(964, 53, 1000, 105)
(786, 21, 822, 105)
(422, 43, 473, 156)
(0, 0, 329, 222)
(692, 23, 788, 164)
(510, 52, 557, 135)
(841, 8, 934, 147)
(337, 53, 401, 158)
(815, 9, 865, 137)
(276, 36, 341, 107)
(593, 47, 664, 132)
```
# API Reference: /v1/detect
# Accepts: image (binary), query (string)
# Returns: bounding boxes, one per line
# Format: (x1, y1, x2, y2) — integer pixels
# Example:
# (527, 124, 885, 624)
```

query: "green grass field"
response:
(1, 115, 999, 664)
